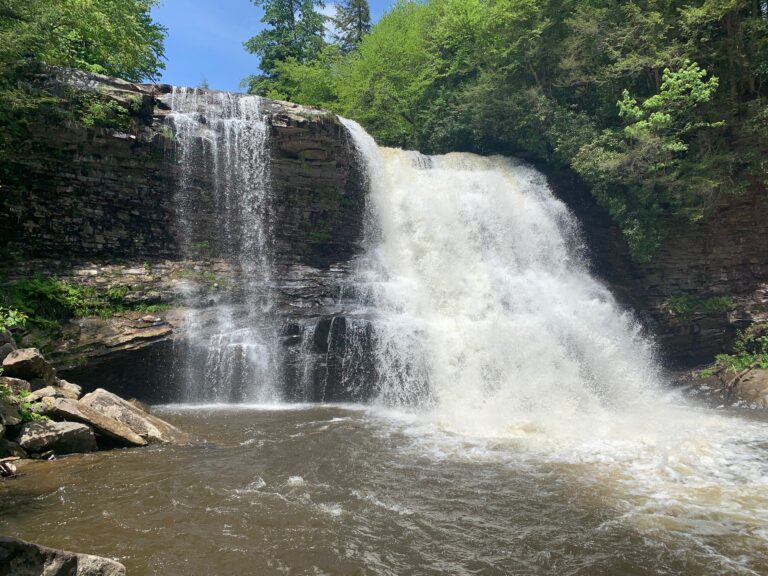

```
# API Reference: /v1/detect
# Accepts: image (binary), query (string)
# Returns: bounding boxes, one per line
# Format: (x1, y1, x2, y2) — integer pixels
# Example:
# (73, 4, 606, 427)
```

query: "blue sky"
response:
(151, 0, 396, 92)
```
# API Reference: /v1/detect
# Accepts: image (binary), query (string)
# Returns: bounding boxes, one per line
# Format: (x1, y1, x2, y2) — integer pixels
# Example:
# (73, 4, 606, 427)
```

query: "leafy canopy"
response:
(243, 0, 327, 94)
(261, 0, 768, 261)
(0, 0, 166, 82)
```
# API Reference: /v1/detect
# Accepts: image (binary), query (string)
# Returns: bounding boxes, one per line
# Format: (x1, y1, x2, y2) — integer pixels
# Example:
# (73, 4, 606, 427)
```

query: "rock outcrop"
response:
(0, 536, 126, 576)
(40, 397, 147, 447)
(0, 346, 186, 459)
(2, 65, 767, 402)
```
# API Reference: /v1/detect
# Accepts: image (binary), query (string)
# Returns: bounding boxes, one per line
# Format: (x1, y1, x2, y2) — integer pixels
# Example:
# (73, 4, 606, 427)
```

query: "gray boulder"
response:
(56, 378, 83, 399)
(0, 343, 15, 363)
(0, 398, 21, 427)
(0, 330, 14, 346)
(0, 438, 27, 458)
(40, 397, 147, 447)
(2, 348, 56, 386)
(0, 376, 31, 395)
(17, 420, 97, 454)
(81, 388, 189, 444)
(0, 536, 126, 576)
(27, 385, 79, 403)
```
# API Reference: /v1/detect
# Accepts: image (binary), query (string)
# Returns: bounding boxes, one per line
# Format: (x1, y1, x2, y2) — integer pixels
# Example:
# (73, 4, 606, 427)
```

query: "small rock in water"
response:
(0, 457, 19, 477)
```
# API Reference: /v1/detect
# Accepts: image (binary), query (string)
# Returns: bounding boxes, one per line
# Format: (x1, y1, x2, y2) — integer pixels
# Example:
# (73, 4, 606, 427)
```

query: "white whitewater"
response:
(341, 118, 768, 570)
(342, 118, 662, 434)
(168, 88, 281, 403)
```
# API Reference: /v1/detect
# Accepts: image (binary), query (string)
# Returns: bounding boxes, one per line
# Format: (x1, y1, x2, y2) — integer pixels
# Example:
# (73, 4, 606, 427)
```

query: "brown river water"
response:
(1, 404, 767, 575)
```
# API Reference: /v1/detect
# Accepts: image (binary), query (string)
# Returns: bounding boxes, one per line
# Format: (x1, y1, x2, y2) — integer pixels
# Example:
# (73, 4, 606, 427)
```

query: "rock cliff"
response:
(2, 67, 766, 401)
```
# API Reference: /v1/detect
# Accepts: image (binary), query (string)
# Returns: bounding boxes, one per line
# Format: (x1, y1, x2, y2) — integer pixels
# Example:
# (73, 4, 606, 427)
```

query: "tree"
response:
(243, 0, 327, 94)
(333, 0, 371, 53)
(573, 61, 723, 259)
(0, 0, 166, 82)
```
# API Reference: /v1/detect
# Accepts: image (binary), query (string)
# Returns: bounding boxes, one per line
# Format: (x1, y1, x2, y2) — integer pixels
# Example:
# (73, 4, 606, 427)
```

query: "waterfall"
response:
(341, 118, 667, 436)
(168, 87, 282, 403)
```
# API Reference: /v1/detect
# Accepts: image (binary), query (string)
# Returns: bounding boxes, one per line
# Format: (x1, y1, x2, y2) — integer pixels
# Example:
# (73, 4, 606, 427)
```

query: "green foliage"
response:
(0, 1, 166, 177)
(0, 0, 166, 83)
(0, 278, 161, 328)
(175, 268, 222, 286)
(243, 0, 327, 94)
(0, 307, 28, 331)
(333, 0, 372, 53)
(0, 384, 47, 423)
(573, 61, 724, 259)
(275, 0, 768, 261)
(665, 294, 733, 322)
(190, 240, 211, 253)
(133, 303, 171, 314)
(713, 329, 768, 372)
(77, 93, 133, 130)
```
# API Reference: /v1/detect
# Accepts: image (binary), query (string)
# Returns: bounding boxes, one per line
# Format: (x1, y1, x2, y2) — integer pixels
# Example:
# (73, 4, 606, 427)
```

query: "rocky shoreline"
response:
(0, 330, 187, 466)
(1, 330, 188, 573)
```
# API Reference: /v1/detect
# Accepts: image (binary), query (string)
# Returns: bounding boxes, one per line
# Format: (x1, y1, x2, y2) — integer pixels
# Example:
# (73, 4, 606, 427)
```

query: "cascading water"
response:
(168, 87, 281, 403)
(338, 119, 768, 570)
(342, 118, 663, 433)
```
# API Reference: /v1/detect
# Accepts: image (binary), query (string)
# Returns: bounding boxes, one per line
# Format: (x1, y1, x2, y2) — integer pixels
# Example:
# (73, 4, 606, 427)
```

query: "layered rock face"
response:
(637, 192, 768, 365)
(2, 67, 767, 402)
(538, 168, 768, 368)
(1, 67, 367, 402)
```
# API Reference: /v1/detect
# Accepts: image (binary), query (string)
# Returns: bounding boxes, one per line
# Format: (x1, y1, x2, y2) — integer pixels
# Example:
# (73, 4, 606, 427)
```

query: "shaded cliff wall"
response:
(0, 68, 364, 269)
(637, 190, 768, 365)
(0, 68, 368, 401)
(545, 165, 768, 367)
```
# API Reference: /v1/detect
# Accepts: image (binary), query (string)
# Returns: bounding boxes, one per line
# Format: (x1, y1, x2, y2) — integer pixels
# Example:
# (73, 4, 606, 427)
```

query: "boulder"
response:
(56, 378, 83, 399)
(40, 397, 147, 447)
(81, 388, 189, 444)
(27, 385, 79, 403)
(0, 438, 27, 459)
(0, 398, 21, 427)
(735, 368, 768, 407)
(0, 343, 15, 363)
(17, 420, 97, 454)
(0, 376, 31, 395)
(0, 536, 126, 576)
(2, 348, 56, 386)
